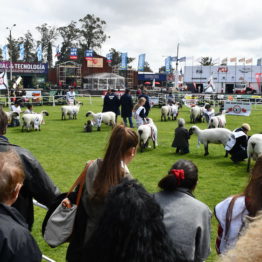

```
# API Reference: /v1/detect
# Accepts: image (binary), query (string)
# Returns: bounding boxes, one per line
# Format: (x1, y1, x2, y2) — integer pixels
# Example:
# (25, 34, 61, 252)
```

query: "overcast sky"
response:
(1, 0, 262, 71)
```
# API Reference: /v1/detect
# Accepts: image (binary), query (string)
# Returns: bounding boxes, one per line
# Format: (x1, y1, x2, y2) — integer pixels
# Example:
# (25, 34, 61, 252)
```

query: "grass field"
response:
(5, 97, 262, 262)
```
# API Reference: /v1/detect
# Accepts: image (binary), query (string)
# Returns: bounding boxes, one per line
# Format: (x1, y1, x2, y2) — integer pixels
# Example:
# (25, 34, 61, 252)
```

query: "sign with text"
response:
(87, 58, 103, 68)
(70, 48, 78, 59)
(85, 50, 94, 61)
(0, 62, 48, 74)
(224, 101, 251, 116)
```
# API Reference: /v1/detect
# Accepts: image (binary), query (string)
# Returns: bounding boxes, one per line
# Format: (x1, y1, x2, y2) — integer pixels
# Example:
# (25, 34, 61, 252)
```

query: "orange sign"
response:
(87, 58, 103, 68)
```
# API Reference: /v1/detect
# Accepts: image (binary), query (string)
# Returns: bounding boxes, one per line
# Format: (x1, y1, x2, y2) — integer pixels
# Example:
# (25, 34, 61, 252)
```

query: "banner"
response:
(55, 45, 60, 57)
(0, 62, 48, 74)
(0, 71, 8, 90)
(165, 56, 171, 73)
(19, 44, 25, 61)
(120, 52, 127, 70)
(246, 58, 253, 64)
(224, 101, 251, 116)
(179, 57, 186, 62)
(171, 56, 178, 62)
(36, 44, 42, 61)
(70, 48, 78, 60)
(85, 50, 93, 61)
(2, 45, 8, 61)
(230, 57, 237, 63)
(138, 53, 146, 71)
(239, 57, 245, 63)
(87, 58, 103, 68)
(106, 53, 112, 63)
(257, 58, 262, 66)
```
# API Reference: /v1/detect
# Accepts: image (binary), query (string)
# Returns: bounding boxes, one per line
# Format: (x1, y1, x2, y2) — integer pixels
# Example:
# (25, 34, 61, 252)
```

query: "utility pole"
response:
(175, 43, 180, 91)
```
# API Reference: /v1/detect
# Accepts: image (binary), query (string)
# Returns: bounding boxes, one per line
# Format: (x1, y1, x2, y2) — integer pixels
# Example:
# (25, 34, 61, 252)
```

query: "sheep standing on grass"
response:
(208, 110, 227, 128)
(5, 111, 19, 126)
(161, 105, 170, 121)
(247, 134, 262, 171)
(86, 111, 116, 131)
(22, 111, 49, 131)
(189, 125, 232, 156)
(137, 118, 158, 152)
(61, 103, 81, 120)
(190, 105, 203, 123)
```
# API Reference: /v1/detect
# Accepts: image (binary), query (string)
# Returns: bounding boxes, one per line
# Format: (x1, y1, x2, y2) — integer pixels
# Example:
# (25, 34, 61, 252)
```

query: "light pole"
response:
(6, 24, 16, 107)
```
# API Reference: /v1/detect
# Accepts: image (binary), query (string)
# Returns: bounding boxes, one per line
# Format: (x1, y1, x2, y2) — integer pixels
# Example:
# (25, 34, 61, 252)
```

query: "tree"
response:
(78, 14, 108, 61)
(109, 48, 135, 67)
(200, 57, 214, 66)
(144, 61, 153, 72)
(36, 23, 58, 67)
(6, 35, 19, 62)
(21, 31, 36, 62)
(58, 21, 79, 63)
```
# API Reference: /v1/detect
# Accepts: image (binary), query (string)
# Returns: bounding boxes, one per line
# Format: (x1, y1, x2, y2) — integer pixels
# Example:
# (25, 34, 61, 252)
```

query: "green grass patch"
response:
(5, 97, 261, 261)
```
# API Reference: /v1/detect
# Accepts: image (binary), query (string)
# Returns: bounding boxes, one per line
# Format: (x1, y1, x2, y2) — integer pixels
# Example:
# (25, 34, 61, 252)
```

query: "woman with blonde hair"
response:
(133, 97, 147, 127)
(67, 125, 139, 262)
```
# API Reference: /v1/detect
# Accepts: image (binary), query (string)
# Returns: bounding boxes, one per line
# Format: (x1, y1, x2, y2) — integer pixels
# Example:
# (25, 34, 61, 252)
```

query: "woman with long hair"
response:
(133, 97, 147, 127)
(154, 159, 212, 262)
(215, 156, 262, 254)
(66, 125, 138, 262)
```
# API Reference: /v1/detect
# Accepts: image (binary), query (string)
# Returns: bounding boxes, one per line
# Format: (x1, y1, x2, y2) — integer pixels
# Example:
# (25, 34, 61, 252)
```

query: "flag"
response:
(179, 57, 186, 62)
(106, 53, 112, 63)
(85, 50, 93, 61)
(165, 56, 172, 73)
(0, 71, 8, 90)
(2, 45, 8, 61)
(70, 48, 77, 60)
(171, 56, 178, 62)
(246, 58, 253, 64)
(221, 58, 228, 64)
(257, 58, 262, 66)
(120, 52, 128, 70)
(36, 44, 42, 61)
(55, 45, 61, 57)
(239, 57, 245, 63)
(18, 44, 25, 60)
(230, 57, 237, 63)
(138, 53, 146, 71)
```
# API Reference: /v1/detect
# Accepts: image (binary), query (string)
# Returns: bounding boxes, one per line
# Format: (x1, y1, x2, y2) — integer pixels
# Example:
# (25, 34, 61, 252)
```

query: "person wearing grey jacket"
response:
(154, 159, 212, 262)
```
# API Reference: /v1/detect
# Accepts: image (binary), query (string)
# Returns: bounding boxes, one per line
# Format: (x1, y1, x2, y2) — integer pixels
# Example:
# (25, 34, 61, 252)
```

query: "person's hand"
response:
(62, 198, 72, 208)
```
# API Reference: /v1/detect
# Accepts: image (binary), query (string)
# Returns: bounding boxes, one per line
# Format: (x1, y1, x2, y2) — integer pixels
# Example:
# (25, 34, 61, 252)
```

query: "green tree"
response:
(6, 35, 19, 62)
(200, 57, 214, 66)
(109, 48, 135, 67)
(144, 61, 153, 72)
(36, 23, 58, 67)
(58, 21, 79, 63)
(20, 31, 36, 62)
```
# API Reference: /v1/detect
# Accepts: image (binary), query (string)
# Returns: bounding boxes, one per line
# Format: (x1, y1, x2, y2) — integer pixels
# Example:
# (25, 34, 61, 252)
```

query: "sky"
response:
(1, 0, 262, 71)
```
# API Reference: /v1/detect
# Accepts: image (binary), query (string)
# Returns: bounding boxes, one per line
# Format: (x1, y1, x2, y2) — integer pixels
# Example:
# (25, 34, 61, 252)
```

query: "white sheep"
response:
(137, 118, 158, 152)
(22, 111, 49, 131)
(5, 111, 19, 124)
(189, 125, 232, 156)
(161, 105, 170, 121)
(170, 103, 180, 120)
(209, 110, 227, 128)
(190, 105, 203, 123)
(86, 111, 116, 131)
(61, 103, 81, 120)
(247, 134, 262, 171)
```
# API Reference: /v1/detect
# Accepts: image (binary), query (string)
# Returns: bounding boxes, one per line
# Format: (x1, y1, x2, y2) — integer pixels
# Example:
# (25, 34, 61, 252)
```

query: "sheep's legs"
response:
(204, 144, 209, 156)
(224, 151, 229, 157)
(247, 156, 251, 172)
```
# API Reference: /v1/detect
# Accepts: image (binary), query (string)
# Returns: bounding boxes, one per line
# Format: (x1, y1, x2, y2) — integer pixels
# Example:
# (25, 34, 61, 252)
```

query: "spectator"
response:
(10, 101, 22, 127)
(171, 118, 190, 154)
(82, 179, 177, 262)
(154, 159, 212, 262)
(120, 88, 134, 128)
(0, 107, 60, 230)
(136, 87, 142, 97)
(225, 123, 250, 163)
(0, 150, 42, 262)
(66, 87, 76, 105)
(24, 104, 35, 114)
(138, 88, 150, 116)
(102, 89, 120, 122)
(215, 155, 262, 254)
(203, 103, 215, 123)
(66, 125, 138, 262)
(133, 97, 147, 127)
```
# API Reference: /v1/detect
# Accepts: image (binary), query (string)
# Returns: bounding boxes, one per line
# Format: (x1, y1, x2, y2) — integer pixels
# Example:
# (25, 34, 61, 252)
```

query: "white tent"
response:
(83, 73, 125, 90)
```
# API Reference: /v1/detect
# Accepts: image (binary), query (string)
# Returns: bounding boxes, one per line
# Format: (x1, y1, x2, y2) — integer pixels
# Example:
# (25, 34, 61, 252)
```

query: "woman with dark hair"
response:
(154, 160, 211, 262)
(215, 155, 262, 254)
(82, 179, 177, 262)
(67, 125, 139, 262)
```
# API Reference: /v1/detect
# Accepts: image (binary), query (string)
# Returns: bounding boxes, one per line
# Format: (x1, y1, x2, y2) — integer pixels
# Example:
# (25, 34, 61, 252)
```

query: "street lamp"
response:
(6, 24, 16, 83)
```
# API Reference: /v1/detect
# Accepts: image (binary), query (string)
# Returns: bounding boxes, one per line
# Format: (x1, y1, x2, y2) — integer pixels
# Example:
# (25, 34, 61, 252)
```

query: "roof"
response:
(83, 72, 125, 80)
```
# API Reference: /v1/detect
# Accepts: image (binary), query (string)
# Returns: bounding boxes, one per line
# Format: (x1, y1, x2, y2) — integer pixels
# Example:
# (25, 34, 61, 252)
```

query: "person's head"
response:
(134, 97, 146, 111)
(0, 150, 24, 205)
(111, 89, 116, 93)
(178, 118, 185, 127)
(69, 87, 74, 92)
(14, 101, 20, 107)
(84, 179, 176, 262)
(0, 107, 8, 135)
(158, 160, 198, 192)
(205, 104, 211, 110)
(93, 125, 139, 200)
(125, 88, 130, 94)
(27, 104, 33, 110)
(244, 156, 262, 216)
(242, 123, 251, 134)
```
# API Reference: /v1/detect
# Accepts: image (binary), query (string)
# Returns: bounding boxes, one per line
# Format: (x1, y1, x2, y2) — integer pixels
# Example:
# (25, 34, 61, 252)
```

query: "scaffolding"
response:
(56, 61, 82, 87)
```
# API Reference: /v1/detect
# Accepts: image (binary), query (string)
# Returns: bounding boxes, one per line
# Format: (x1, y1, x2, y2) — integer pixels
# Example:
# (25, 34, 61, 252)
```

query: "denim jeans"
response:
(123, 117, 134, 128)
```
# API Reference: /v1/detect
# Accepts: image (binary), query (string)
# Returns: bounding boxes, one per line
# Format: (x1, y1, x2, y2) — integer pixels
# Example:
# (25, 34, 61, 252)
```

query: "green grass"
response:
(5, 97, 262, 262)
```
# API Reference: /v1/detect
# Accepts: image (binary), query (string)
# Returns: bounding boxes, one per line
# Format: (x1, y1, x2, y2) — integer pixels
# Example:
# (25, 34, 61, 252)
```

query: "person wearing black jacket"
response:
(120, 89, 134, 128)
(0, 108, 60, 230)
(0, 150, 42, 262)
(138, 89, 150, 116)
(102, 89, 120, 121)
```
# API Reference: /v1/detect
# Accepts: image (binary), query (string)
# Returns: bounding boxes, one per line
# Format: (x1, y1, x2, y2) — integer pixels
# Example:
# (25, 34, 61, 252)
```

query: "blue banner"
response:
(179, 56, 186, 62)
(138, 53, 146, 71)
(85, 50, 93, 61)
(19, 44, 25, 60)
(36, 44, 42, 61)
(165, 56, 172, 73)
(2, 45, 8, 61)
(120, 52, 128, 70)
(106, 53, 112, 63)
(70, 48, 78, 60)
(171, 56, 178, 62)
(55, 45, 60, 57)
